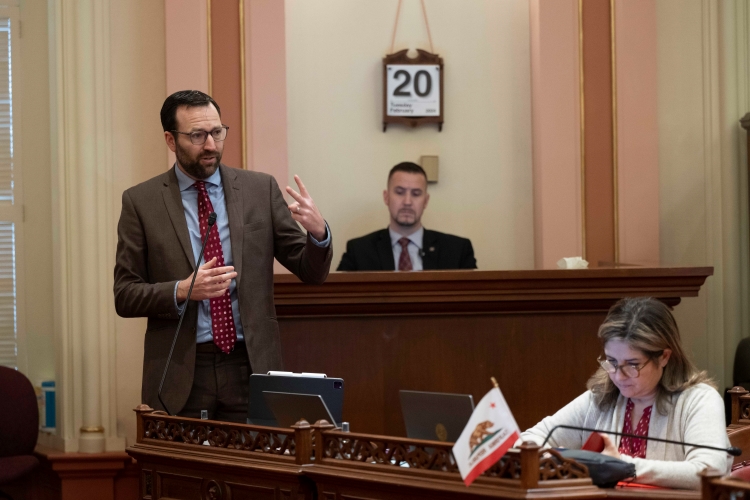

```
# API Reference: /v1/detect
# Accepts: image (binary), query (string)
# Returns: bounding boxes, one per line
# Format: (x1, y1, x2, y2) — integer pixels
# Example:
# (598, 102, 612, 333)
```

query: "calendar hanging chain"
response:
(389, 0, 435, 55)
(389, 0, 403, 55)
(420, 0, 435, 53)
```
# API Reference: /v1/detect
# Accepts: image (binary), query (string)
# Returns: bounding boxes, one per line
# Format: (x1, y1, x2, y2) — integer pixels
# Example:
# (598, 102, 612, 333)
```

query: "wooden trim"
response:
(273, 267, 712, 317)
(207, 0, 212, 95)
(578, 0, 586, 260)
(581, 0, 616, 265)
(3, 446, 138, 500)
(610, 0, 619, 263)
(239, 0, 247, 169)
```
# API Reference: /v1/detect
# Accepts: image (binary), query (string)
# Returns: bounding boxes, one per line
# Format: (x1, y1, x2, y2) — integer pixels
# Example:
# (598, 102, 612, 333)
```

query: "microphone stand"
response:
(541, 424, 741, 456)
(157, 212, 217, 415)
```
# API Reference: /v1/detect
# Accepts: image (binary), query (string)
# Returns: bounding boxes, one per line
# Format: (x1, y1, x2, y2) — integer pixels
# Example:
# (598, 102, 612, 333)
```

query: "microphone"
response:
(157, 212, 217, 415)
(541, 424, 741, 457)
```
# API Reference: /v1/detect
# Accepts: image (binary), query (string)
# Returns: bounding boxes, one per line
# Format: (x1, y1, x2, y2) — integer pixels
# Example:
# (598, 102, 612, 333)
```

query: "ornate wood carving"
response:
(140, 412, 299, 457)
(729, 387, 750, 426)
(132, 410, 592, 488)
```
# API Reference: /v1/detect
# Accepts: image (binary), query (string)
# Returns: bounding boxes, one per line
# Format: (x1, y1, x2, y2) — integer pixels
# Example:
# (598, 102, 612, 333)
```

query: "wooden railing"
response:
(131, 404, 596, 498)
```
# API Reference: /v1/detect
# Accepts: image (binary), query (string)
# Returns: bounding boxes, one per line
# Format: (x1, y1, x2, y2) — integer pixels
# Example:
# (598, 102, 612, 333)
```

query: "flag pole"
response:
(490, 377, 499, 389)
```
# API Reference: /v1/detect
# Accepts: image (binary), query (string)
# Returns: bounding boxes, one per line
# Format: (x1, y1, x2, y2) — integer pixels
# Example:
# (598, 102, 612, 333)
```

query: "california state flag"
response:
(452, 386, 520, 486)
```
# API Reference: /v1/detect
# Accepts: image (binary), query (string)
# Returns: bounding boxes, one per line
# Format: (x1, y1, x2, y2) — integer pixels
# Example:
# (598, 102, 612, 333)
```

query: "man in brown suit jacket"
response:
(114, 90, 332, 422)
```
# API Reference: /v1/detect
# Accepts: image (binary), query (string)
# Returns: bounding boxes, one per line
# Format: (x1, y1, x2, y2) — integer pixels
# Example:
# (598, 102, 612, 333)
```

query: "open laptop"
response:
(399, 390, 475, 442)
(247, 374, 344, 427)
(263, 391, 338, 428)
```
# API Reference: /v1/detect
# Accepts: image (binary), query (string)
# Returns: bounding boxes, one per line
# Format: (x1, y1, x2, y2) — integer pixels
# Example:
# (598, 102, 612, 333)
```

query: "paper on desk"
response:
(557, 257, 589, 269)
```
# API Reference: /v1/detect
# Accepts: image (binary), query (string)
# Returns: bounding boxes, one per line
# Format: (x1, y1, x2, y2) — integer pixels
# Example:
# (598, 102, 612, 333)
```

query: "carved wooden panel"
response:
(157, 471, 202, 499)
(142, 469, 152, 499)
(142, 414, 298, 457)
(740, 397, 750, 425)
(225, 482, 277, 500)
(319, 431, 587, 482)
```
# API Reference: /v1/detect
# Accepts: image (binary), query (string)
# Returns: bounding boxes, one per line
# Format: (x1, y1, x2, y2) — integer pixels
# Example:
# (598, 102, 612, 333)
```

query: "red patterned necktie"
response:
(398, 237, 413, 271)
(194, 181, 237, 353)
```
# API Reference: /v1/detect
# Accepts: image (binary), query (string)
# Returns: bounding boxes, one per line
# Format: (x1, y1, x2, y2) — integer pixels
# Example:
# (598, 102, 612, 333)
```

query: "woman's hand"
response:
(600, 433, 620, 459)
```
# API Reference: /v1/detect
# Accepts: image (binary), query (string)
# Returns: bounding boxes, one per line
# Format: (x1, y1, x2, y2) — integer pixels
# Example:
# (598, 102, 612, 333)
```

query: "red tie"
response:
(194, 181, 237, 353)
(398, 237, 413, 271)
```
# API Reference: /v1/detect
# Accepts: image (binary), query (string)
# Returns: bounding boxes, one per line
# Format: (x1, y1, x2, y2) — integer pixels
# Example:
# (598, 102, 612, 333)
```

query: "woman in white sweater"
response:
(519, 297, 732, 490)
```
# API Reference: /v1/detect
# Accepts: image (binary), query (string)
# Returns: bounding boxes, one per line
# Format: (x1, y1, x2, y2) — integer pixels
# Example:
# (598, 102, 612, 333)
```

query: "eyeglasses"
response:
(172, 126, 229, 145)
(597, 357, 652, 378)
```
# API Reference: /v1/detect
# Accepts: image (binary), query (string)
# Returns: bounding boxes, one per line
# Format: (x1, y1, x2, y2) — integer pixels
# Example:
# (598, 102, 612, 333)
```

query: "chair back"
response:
(735, 338, 750, 388)
(0, 366, 39, 457)
(732, 462, 750, 480)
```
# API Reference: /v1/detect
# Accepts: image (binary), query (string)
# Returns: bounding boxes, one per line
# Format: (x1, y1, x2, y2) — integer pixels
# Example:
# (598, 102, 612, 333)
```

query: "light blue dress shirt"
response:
(172, 165, 330, 344)
(389, 226, 424, 271)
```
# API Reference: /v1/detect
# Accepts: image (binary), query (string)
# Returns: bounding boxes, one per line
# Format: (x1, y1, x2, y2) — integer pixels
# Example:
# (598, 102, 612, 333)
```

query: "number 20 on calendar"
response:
(386, 65, 441, 117)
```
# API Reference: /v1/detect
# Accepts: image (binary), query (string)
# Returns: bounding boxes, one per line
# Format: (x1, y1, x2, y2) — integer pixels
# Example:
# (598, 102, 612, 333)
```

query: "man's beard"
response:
(175, 143, 221, 180)
(394, 210, 419, 228)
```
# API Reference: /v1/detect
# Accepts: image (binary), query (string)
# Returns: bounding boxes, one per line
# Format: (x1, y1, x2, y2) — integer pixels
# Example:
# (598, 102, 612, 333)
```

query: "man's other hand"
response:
(176, 257, 237, 302)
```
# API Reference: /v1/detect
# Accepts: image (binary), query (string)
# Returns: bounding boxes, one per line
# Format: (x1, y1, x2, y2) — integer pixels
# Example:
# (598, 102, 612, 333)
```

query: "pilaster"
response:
(48, 0, 123, 453)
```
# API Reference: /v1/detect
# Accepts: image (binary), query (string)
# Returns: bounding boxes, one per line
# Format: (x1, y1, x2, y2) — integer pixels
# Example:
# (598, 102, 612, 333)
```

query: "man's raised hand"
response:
(286, 174, 326, 241)
(176, 257, 237, 302)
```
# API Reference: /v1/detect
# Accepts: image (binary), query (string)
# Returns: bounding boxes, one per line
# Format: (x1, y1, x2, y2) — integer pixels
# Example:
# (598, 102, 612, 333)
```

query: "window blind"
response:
(0, 17, 18, 369)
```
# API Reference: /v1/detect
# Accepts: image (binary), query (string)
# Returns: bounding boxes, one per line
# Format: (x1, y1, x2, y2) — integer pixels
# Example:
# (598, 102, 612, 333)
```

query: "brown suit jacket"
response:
(113, 164, 332, 414)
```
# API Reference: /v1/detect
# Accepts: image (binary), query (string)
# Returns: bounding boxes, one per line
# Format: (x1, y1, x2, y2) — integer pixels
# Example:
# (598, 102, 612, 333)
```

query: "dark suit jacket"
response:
(337, 228, 476, 271)
(114, 165, 332, 414)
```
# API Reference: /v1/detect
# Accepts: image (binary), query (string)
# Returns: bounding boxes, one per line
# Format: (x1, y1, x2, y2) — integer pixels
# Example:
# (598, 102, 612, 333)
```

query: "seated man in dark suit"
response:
(337, 162, 477, 271)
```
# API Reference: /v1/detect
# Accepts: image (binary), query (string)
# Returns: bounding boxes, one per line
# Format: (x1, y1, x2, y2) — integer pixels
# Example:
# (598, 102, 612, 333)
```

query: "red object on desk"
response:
(582, 432, 605, 452)
(615, 481, 666, 489)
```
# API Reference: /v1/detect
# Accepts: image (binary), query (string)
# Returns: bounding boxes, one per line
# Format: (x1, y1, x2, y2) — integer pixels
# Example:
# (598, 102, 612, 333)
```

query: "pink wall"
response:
(165, 0, 209, 94)
(530, 0, 582, 269)
(210, 0, 243, 170)
(615, 0, 660, 264)
(581, 0, 615, 266)
(165, 0, 209, 169)
(164, 0, 289, 188)
(530, 0, 659, 268)
(245, 0, 289, 189)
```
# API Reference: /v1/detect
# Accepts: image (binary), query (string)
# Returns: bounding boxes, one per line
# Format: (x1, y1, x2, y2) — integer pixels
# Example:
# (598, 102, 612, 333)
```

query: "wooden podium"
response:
(274, 267, 712, 435)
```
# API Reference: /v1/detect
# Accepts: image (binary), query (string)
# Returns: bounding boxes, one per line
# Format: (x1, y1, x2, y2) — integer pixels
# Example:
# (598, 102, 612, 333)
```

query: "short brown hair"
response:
(586, 297, 713, 414)
(160, 90, 221, 133)
(388, 162, 427, 183)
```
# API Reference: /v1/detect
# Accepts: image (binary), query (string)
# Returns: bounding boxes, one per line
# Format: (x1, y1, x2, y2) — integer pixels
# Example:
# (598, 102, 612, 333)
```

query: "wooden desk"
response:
(274, 267, 712, 435)
(127, 407, 702, 500)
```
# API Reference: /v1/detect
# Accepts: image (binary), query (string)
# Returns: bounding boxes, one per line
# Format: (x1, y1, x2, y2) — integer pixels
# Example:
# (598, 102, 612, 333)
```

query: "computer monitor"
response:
(399, 390, 475, 442)
(263, 391, 338, 428)
(247, 374, 344, 427)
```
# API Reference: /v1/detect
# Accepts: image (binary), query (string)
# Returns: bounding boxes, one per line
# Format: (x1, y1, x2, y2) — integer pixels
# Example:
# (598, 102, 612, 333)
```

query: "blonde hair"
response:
(586, 297, 714, 415)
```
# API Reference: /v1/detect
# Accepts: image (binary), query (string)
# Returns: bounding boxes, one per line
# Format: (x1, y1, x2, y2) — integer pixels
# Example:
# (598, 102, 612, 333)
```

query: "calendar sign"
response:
(382, 49, 443, 132)
(386, 65, 440, 117)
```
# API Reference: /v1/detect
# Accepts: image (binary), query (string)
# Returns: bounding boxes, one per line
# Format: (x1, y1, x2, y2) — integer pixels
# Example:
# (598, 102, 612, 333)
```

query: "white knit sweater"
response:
(518, 383, 732, 490)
